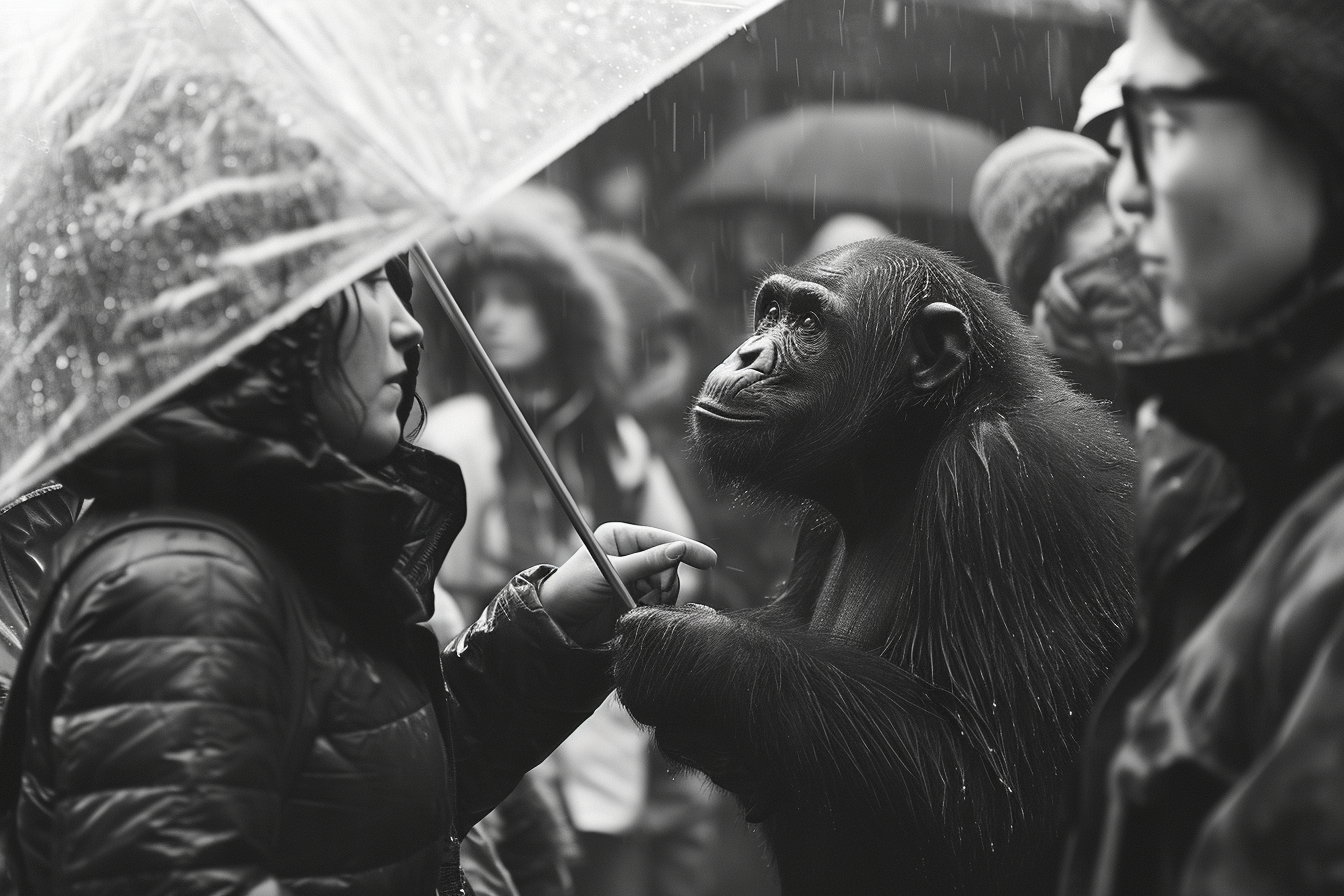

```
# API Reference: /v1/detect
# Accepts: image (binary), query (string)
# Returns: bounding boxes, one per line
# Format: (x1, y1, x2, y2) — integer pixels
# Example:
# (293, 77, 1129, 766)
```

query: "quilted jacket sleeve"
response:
(441, 566, 613, 828)
(23, 526, 293, 896)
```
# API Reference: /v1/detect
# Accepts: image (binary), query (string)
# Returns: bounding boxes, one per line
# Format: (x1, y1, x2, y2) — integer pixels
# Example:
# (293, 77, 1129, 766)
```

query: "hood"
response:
(59, 303, 466, 632)
(420, 202, 628, 404)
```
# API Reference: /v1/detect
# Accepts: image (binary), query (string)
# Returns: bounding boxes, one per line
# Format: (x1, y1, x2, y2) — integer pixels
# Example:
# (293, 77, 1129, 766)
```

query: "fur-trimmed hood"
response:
(421, 202, 628, 403)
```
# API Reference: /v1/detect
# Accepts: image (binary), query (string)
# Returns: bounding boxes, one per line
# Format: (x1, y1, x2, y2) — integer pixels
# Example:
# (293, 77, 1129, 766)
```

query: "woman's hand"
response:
(539, 523, 717, 647)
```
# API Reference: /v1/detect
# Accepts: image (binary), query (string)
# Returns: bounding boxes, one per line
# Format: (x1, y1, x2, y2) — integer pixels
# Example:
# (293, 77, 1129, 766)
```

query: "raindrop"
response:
(156, 258, 171, 272)
(117, 395, 131, 409)
(110, 239, 124, 252)
(97, 353, 110, 366)
(184, 81, 199, 96)
(66, 222, 79, 236)
(53, 245, 67, 260)
(24, 269, 37, 283)
(56, 356, 69, 370)
(278, 112, 294, 128)
(103, 296, 116, 310)
(31, 379, 43, 392)
(27, 242, 40, 255)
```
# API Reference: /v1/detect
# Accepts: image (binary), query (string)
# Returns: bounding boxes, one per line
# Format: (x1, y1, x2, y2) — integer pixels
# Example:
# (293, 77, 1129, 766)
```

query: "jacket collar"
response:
(1121, 267, 1344, 503)
(63, 400, 465, 629)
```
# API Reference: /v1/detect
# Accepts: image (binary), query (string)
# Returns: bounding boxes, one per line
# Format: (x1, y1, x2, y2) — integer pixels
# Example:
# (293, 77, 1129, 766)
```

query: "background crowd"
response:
(4, 0, 1344, 894)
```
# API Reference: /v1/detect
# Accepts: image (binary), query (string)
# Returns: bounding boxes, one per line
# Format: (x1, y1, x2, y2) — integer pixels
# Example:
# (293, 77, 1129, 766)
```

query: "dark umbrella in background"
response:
(677, 102, 1001, 219)
(0, 0, 782, 657)
(921, 0, 1125, 25)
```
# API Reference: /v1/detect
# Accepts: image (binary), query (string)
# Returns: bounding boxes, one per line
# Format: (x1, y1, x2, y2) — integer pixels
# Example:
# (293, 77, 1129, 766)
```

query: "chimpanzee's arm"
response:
(612, 604, 1011, 830)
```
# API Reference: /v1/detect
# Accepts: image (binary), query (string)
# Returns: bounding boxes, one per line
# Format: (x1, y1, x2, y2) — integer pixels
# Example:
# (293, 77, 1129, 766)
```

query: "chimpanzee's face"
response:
(690, 238, 972, 500)
(693, 272, 848, 488)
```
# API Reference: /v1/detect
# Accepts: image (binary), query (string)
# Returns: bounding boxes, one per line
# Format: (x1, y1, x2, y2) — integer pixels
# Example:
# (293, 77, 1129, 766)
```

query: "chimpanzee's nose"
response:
(723, 335, 776, 375)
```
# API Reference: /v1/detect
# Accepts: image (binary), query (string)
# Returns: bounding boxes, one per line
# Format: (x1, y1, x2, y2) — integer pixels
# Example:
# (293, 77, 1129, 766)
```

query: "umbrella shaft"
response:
(410, 242, 637, 612)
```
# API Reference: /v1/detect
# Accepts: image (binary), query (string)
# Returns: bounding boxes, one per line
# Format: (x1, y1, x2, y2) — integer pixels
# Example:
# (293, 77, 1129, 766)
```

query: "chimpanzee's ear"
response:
(909, 302, 970, 392)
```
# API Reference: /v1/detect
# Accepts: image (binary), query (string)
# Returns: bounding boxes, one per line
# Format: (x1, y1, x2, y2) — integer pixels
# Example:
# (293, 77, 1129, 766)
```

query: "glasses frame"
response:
(1120, 78, 1252, 185)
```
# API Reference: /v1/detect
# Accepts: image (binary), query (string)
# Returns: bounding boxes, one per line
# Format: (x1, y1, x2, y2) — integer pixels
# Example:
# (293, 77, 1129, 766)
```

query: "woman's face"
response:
(1120, 0, 1326, 336)
(472, 269, 550, 374)
(314, 273, 424, 465)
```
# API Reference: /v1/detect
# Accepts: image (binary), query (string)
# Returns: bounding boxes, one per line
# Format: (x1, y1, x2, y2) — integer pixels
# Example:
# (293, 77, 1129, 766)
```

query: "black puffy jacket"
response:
(0, 317, 612, 896)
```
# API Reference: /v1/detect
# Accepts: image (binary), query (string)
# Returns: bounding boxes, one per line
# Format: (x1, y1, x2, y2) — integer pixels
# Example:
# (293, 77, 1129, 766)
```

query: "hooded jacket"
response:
(0, 298, 613, 896)
(1059, 269, 1344, 896)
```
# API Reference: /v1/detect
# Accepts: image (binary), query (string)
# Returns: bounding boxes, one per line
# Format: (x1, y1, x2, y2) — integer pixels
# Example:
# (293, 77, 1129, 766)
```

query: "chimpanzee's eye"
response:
(758, 302, 782, 329)
(797, 312, 821, 334)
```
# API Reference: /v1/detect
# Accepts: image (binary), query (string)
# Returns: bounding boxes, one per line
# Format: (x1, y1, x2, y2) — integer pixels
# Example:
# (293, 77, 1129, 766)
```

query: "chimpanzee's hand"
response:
(539, 523, 716, 648)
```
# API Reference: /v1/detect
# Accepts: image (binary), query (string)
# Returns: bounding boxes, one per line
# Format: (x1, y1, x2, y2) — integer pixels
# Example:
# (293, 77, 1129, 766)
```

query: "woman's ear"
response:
(908, 301, 970, 392)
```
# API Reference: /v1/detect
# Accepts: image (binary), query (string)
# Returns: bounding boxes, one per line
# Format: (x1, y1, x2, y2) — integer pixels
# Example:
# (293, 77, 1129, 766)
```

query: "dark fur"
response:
(613, 238, 1135, 895)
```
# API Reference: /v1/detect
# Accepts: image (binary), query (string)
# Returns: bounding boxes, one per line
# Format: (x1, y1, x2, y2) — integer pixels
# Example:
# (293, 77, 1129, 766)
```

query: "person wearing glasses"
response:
(1057, 1, 1344, 894)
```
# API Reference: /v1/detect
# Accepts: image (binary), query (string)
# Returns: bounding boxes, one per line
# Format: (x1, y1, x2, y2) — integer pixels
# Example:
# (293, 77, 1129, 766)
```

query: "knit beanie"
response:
(1146, 0, 1344, 171)
(970, 127, 1114, 313)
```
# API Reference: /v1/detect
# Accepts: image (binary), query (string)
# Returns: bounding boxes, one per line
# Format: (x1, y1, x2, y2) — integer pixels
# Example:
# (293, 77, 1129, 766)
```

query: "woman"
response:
(1059, 1, 1344, 893)
(0, 255, 713, 896)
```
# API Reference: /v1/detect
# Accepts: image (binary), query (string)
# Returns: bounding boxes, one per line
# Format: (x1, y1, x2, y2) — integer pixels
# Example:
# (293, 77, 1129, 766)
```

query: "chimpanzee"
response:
(612, 237, 1135, 895)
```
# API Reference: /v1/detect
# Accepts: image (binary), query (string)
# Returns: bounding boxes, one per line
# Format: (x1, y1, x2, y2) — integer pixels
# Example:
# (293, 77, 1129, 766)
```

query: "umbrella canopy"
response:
(677, 102, 1001, 218)
(0, 0, 783, 509)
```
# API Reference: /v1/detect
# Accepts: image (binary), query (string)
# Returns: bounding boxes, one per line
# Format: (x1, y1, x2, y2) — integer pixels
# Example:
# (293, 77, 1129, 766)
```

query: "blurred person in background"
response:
(1030, 44, 1165, 420)
(971, 126, 1118, 320)
(1057, 1, 1344, 893)
(415, 200, 704, 896)
(972, 125, 1161, 416)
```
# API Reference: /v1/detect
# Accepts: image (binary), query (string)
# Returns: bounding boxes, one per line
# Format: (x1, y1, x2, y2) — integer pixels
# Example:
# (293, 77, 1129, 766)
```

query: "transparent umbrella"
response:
(0, 0, 781, 648)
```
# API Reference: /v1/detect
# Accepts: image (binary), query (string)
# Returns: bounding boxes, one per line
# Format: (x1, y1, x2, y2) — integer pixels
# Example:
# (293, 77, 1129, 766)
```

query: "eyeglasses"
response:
(1120, 79, 1252, 184)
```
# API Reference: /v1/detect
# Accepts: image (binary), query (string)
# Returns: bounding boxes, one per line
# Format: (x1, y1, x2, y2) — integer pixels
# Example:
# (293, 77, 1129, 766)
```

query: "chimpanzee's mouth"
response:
(693, 401, 765, 424)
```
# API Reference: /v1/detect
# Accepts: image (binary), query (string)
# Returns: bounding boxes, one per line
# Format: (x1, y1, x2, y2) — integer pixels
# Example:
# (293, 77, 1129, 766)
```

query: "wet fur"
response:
(614, 238, 1135, 895)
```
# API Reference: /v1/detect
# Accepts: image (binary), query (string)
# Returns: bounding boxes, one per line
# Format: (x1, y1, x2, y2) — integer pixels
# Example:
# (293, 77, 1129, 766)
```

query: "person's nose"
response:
(1114, 145, 1153, 221)
(474, 293, 502, 331)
